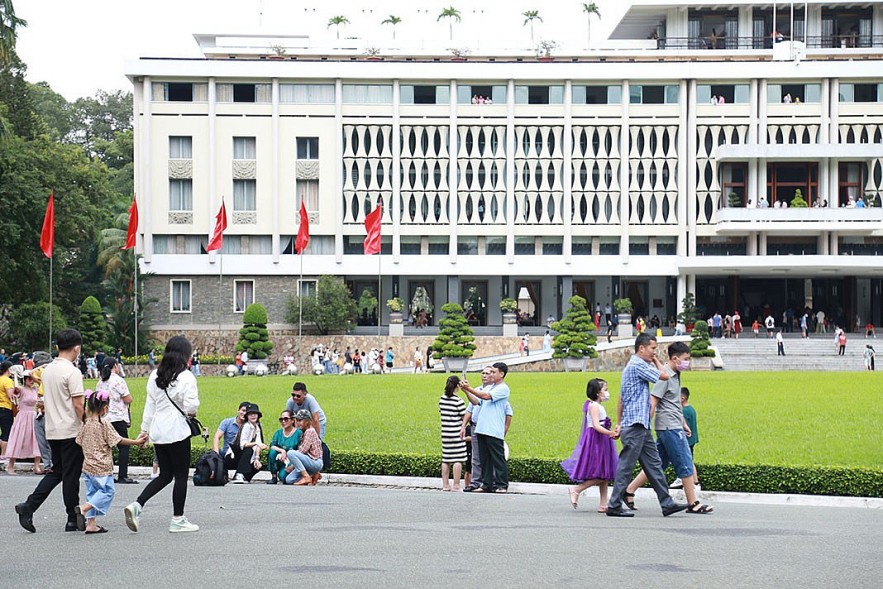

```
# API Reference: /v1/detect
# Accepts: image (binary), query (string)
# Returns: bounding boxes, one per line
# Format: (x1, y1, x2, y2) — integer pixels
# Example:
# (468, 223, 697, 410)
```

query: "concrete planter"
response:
(442, 357, 469, 373)
(562, 357, 589, 372)
(389, 312, 404, 324)
(502, 313, 518, 337)
(502, 312, 518, 324)
(690, 357, 714, 371)
(617, 313, 634, 338)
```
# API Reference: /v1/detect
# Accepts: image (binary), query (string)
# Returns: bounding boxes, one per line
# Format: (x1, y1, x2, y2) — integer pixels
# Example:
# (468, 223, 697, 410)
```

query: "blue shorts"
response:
(656, 429, 694, 478)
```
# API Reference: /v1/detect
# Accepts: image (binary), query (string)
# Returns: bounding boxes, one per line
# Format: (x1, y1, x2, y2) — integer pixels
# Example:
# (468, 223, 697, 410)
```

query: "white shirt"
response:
(140, 369, 200, 444)
(776, 332, 784, 344)
(765, 316, 775, 329)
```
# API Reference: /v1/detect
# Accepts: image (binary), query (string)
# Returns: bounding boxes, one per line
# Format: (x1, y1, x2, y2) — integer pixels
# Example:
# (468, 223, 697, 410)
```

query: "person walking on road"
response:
(605, 333, 687, 518)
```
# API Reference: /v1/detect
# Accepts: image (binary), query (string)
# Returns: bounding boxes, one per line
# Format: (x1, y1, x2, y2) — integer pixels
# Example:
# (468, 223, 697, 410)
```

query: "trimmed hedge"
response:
(120, 447, 883, 498)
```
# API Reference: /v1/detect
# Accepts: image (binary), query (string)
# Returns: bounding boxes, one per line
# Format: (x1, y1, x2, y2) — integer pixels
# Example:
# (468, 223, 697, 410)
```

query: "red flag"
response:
(295, 201, 310, 254)
(363, 203, 382, 255)
(206, 202, 228, 252)
(40, 190, 55, 258)
(121, 196, 139, 250)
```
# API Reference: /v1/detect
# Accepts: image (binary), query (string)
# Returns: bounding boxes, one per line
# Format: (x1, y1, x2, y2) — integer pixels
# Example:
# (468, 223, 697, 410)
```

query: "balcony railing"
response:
(716, 207, 883, 232)
(655, 35, 883, 51)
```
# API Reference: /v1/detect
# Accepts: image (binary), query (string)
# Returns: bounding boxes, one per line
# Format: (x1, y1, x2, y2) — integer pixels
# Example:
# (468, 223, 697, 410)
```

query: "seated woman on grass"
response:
(266, 410, 302, 485)
(284, 409, 324, 486)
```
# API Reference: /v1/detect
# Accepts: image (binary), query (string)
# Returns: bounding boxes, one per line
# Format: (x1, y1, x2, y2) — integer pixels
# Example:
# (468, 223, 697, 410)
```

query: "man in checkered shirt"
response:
(606, 333, 688, 518)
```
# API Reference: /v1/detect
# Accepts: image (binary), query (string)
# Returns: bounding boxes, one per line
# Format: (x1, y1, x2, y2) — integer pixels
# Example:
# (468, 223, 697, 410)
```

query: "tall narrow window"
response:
(297, 137, 319, 159)
(169, 136, 192, 158)
(233, 180, 257, 211)
(233, 137, 256, 159)
(234, 280, 255, 313)
(169, 179, 193, 210)
(297, 180, 319, 210)
(170, 280, 191, 313)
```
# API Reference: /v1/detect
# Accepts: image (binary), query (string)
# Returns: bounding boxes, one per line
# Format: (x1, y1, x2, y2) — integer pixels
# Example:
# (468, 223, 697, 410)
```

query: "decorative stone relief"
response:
(232, 160, 257, 179)
(233, 211, 257, 224)
(168, 159, 193, 179)
(168, 212, 193, 224)
(308, 212, 320, 224)
(296, 160, 320, 180)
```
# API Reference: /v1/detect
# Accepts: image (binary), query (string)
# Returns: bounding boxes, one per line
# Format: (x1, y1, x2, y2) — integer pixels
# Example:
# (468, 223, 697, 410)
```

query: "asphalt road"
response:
(1, 475, 881, 588)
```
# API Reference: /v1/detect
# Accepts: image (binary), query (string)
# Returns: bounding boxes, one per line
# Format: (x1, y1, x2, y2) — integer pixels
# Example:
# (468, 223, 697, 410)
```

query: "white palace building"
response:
(128, 1, 883, 335)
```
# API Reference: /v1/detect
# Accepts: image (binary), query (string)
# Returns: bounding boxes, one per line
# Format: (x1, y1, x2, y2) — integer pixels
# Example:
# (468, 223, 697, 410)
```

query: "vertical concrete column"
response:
(830, 232, 839, 255)
(561, 276, 573, 317)
(686, 80, 698, 258)
(392, 80, 402, 261)
(677, 79, 688, 256)
(506, 79, 516, 262)
(677, 274, 687, 315)
(563, 80, 573, 263)
(141, 77, 153, 262)
(334, 79, 343, 263)
(448, 80, 458, 264)
(828, 79, 840, 207)
(757, 79, 768, 208)
(271, 78, 281, 262)
(207, 77, 216, 265)
(747, 79, 759, 205)
(619, 80, 630, 262)
(686, 274, 696, 298)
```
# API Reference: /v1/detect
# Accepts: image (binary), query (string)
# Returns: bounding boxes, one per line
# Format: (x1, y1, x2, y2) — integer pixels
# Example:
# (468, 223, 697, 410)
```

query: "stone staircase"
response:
(712, 334, 872, 371)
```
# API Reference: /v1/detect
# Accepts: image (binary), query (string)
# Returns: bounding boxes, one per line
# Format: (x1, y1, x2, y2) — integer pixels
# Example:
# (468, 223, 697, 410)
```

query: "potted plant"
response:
(387, 296, 404, 323)
(791, 188, 809, 208)
(364, 46, 382, 60)
(614, 297, 634, 337)
(500, 298, 518, 322)
(727, 191, 742, 208)
(449, 47, 470, 61)
(410, 286, 434, 327)
(677, 292, 700, 333)
(536, 39, 558, 61)
(551, 295, 598, 372)
(357, 288, 378, 326)
(431, 302, 476, 372)
(688, 319, 716, 370)
(269, 43, 287, 59)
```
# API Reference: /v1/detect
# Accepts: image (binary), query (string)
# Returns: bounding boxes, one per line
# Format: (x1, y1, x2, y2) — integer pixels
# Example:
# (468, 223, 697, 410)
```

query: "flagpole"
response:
(134, 255, 138, 371)
(298, 250, 304, 337)
(49, 254, 53, 350)
(377, 250, 382, 337)
(218, 252, 223, 365)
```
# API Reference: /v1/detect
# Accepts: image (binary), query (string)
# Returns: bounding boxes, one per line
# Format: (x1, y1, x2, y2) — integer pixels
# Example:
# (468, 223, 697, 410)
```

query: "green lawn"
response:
(101, 372, 883, 469)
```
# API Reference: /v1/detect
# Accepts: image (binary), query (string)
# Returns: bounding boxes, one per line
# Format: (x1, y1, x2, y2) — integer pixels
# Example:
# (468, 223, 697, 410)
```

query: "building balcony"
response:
(652, 35, 883, 51)
(715, 207, 883, 234)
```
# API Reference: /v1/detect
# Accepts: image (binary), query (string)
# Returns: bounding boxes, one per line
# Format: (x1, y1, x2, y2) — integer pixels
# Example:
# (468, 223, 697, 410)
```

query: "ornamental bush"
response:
(236, 303, 274, 360)
(431, 302, 476, 359)
(551, 295, 597, 359)
(78, 296, 109, 355)
(690, 319, 716, 357)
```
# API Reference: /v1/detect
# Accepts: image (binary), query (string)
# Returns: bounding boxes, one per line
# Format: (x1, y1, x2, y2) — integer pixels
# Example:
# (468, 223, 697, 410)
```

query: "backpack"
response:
(193, 450, 228, 486)
(322, 442, 332, 471)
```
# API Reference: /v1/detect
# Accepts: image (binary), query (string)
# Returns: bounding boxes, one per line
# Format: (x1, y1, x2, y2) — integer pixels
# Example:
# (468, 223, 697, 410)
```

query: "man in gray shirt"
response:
(285, 382, 327, 439)
(624, 341, 713, 514)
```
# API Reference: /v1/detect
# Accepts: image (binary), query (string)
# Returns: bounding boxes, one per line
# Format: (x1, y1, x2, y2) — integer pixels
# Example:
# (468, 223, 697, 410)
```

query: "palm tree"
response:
(327, 15, 350, 40)
(1, 0, 27, 64)
(582, 2, 601, 49)
(437, 6, 461, 41)
(381, 15, 402, 41)
(522, 10, 542, 43)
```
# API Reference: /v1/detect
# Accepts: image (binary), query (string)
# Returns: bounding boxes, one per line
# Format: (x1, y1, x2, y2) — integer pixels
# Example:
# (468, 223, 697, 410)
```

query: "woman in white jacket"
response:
(124, 336, 200, 533)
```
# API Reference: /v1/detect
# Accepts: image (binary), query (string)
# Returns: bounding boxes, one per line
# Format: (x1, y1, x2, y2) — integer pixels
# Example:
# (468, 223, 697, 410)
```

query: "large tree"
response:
(0, 0, 26, 65)
(285, 275, 356, 335)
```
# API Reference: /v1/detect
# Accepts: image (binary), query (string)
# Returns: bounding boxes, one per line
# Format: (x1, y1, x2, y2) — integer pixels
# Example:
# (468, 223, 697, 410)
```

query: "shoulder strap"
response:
(163, 386, 189, 419)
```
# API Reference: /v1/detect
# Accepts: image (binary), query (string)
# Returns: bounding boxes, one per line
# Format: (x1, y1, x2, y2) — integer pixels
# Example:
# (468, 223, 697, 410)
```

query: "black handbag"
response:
(163, 387, 207, 442)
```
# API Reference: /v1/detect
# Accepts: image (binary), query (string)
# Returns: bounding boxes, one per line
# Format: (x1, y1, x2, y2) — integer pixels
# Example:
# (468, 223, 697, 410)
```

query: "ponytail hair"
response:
(100, 357, 116, 382)
(444, 375, 461, 397)
(84, 389, 110, 421)
(155, 335, 193, 390)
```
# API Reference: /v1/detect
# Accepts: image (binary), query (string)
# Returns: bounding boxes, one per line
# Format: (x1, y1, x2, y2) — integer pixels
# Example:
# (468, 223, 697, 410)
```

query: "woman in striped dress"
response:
(439, 375, 468, 491)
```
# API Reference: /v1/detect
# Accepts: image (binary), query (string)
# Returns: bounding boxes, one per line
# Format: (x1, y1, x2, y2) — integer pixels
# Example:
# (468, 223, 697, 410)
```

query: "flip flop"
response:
(75, 512, 87, 531)
(686, 501, 714, 514)
(85, 526, 109, 534)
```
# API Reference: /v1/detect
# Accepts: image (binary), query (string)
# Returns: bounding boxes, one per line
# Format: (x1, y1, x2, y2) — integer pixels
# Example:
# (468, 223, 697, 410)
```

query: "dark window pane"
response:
(167, 83, 193, 102)
(233, 84, 256, 103)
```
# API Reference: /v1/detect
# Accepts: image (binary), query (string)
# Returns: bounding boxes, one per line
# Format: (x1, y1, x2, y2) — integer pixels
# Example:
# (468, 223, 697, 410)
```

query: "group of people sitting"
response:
(211, 382, 327, 485)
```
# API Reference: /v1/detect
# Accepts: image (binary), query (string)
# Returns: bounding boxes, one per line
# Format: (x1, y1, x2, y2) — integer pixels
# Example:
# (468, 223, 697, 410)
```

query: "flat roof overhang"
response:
(715, 143, 883, 162)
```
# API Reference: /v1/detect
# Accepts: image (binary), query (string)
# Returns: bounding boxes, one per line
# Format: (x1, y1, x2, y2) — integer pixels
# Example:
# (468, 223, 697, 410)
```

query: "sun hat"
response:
(295, 409, 312, 421)
(245, 403, 263, 418)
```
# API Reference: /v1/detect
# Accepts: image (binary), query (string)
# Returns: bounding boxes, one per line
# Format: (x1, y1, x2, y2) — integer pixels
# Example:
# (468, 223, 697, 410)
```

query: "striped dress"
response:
(439, 394, 468, 463)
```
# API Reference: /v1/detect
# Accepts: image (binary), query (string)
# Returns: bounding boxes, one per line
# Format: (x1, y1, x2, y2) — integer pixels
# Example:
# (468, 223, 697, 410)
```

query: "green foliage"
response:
(727, 191, 742, 207)
(551, 295, 597, 359)
(431, 302, 476, 359)
(690, 319, 716, 357)
(357, 288, 378, 316)
(285, 275, 356, 335)
(121, 354, 234, 365)
(499, 297, 518, 313)
(5, 302, 66, 351)
(386, 296, 404, 312)
(78, 295, 109, 354)
(613, 298, 633, 314)
(236, 303, 273, 359)
(677, 292, 700, 325)
(791, 188, 809, 208)
(409, 286, 434, 316)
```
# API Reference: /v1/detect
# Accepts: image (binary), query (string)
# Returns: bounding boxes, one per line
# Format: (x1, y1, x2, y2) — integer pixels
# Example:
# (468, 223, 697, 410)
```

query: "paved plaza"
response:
(1, 476, 881, 588)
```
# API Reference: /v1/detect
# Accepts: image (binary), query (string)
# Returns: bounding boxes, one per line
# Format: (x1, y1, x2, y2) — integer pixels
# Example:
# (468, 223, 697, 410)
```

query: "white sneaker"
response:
(169, 517, 199, 533)
(124, 502, 142, 532)
(694, 483, 702, 492)
(232, 474, 245, 484)
(669, 478, 683, 489)
(150, 472, 159, 480)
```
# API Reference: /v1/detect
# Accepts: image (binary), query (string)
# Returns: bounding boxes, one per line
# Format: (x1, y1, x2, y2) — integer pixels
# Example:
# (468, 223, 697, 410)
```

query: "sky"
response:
(15, 0, 622, 101)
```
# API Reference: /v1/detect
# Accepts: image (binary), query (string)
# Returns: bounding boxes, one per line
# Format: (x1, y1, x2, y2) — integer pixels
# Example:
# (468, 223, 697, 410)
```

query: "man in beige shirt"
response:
(16, 329, 86, 533)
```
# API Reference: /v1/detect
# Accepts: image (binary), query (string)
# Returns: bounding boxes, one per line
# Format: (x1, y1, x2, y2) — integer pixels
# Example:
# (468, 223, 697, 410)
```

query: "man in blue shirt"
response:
(607, 333, 687, 517)
(460, 362, 511, 493)
(212, 401, 250, 471)
(460, 366, 514, 492)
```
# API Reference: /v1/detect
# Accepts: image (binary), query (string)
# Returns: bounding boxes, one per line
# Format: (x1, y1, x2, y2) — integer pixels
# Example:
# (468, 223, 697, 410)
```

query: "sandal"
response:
(624, 492, 637, 510)
(597, 505, 607, 513)
(569, 487, 580, 509)
(686, 500, 714, 514)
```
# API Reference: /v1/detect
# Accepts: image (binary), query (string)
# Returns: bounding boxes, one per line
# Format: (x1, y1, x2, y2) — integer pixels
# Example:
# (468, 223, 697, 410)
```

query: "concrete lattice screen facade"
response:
(130, 2, 883, 346)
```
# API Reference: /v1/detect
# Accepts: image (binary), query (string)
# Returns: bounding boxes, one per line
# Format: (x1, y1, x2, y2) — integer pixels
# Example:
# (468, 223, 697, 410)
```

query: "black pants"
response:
(777, 342, 785, 356)
(839, 345, 845, 356)
(24, 437, 83, 522)
(111, 421, 131, 480)
(476, 434, 507, 491)
(137, 437, 190, 517)
(235, 446, 261, 481)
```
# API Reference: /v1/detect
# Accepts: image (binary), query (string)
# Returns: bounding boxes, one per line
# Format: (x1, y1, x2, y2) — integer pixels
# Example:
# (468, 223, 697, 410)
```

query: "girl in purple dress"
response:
(560, 378, 619, 512)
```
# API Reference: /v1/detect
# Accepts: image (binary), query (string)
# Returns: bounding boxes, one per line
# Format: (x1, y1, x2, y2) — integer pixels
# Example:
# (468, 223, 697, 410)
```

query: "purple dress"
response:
(560, 400, 618, 482)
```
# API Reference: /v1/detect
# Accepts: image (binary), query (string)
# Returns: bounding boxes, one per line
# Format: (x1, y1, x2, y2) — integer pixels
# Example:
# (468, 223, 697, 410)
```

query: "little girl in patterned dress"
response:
(560, 378, 620, 512)
(75, 390, 146, 533)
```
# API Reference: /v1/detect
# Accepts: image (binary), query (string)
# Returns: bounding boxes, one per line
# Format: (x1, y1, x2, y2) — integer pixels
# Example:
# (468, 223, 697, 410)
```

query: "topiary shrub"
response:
(431, 302, 476, 359)
(690, 319, 716, 357)
(791, 188, 809, 208)
(78, 296, 109, 355)
(236, 303, 274, 360)
(551, 295, 598, 359)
